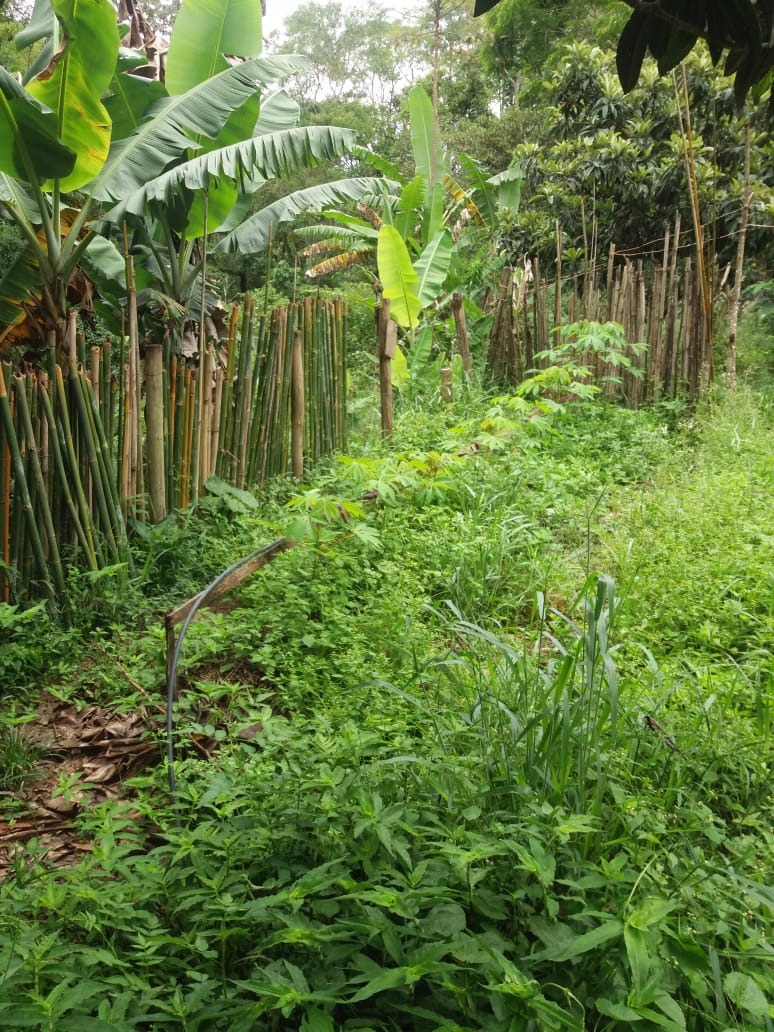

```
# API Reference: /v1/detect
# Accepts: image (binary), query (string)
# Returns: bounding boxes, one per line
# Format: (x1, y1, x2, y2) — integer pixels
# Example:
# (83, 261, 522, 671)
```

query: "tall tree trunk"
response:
(727, 122, 752, 391)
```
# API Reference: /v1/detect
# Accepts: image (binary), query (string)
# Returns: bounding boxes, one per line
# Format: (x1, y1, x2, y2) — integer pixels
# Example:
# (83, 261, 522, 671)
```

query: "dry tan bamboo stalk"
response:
(377, 301, 394, 438)
(199, 345, 213, 491)
(290, 328, 305, 480)
(451, 293, 472, 380)
(210, 362, 224, 475)
(144, 342, 166, 523)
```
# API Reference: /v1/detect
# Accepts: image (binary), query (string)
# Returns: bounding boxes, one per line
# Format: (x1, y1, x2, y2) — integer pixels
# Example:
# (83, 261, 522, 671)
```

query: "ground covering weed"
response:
(0, 389, 771, 1029)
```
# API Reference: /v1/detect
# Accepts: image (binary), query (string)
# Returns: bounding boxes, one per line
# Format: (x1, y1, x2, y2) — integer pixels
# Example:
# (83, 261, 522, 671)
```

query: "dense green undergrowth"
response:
(0, 387, 772, 1030)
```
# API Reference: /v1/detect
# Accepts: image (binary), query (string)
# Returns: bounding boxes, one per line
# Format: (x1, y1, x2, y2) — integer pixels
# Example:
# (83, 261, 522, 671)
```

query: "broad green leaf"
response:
(394, 175, 426, 245)
(414, 229, 451, 307)
(80, 235, 126, 304)
(183, 93, 263, 238)
(723, 972, 769, 1018)
(407, 324, 434, 374)
(422, 903, 466, 937)
(167, 0, 263, 95)
(15, 0, 57, 84)
(300, 1009, 335, 1032)
(26, 0, 120, 190)
(216, 176, 396, 255)
(351, 143, 402, 181)
(489, 164, 523, 212)
(422, 181, 445, 246)
(408, 84, 444, 187)
(628, 898, 677, 931)
(535, 919, 623, 962)
(255, 90, 300, 135)
(0, 66, 76, 182)
(391, 344, 409, 388)
(458, 151, 497, 228)
(624, 925, 651, 996)
(106, 126, 357, 221)
(0, 242, 42, 330)
(378, 224, 421, 330)
(91, 55, 307, 203)
(105, 67, 167, 143)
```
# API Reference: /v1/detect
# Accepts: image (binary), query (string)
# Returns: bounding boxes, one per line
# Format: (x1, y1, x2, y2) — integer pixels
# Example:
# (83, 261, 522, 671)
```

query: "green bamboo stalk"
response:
(246, 314, 270, 484)
(37, 378, 97, 570)
(236, 301, 255, 488)
(68, 359, 121, 562)
(0, 374, 57, 611)
(80, 367, 128, 554)
(216, 307, 239, 480)
(228, 297, 253, 482)
(14, 373, 66, 596)
(53, 365, 105, 567)
(172, 360, 186, 509)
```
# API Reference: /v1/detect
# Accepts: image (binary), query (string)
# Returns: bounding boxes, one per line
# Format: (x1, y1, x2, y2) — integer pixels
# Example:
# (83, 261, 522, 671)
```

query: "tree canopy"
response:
(474, 0, 774, 106)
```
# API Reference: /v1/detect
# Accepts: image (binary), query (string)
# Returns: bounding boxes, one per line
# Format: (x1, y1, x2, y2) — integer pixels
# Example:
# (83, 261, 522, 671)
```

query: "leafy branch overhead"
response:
(474, 0, 774, 106)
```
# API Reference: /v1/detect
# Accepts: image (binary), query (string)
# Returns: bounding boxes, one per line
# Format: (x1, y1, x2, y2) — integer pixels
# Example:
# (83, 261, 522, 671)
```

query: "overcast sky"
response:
(262, 0, 418, 40)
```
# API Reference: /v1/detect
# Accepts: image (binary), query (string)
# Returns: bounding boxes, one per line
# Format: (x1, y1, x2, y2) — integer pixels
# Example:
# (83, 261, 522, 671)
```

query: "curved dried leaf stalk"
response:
(356, 202, 383, 229)
(305, 250, 371, 279)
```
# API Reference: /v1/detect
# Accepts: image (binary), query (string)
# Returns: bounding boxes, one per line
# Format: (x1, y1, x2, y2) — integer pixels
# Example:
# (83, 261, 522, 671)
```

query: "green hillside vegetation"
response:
(0, 0, 772, 1027)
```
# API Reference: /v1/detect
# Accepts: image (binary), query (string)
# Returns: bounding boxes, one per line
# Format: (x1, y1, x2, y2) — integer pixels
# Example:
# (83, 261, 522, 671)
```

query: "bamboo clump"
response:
(1, 296, 348, 607)
(487, 218, 715, 402)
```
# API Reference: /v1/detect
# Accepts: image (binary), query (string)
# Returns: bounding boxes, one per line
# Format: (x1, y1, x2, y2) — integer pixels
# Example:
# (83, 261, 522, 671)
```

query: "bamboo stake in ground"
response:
(376, 300, 395, 438)
(144, 342, 167, 522)
(290, 327, 305, 481)
(451, 293, 472, 381)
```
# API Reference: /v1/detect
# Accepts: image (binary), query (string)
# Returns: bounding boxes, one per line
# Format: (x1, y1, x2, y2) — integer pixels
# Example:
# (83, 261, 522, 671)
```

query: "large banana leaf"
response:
(488, 165, 523, 212)
(105, 55, 168, 143)
(216, 176, 396, 255)
(15, 0, 58, 84)
(408, 85, 445, 188)
(166, 0, 265, 236)
(90, 55, 307, 204)
(0, 173, 44, 224)
(457, 152, 497, 229)
(394, 175, 426, 250)
(422, 181, 445, 246)
(167, 0, 263, 95)
(26, 0, 120, 191)
(414, 229, 452, 307)
(255, 90, 301, 135)
(0, 242, 42, 340)
(377, 224, 420, 331)
(0, 66, 76, 182)
(104, 126, 358, 221)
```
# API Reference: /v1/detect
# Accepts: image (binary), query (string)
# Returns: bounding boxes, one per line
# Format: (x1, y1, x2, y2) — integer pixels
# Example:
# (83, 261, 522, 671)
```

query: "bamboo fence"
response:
(487, 220, 716, 404)
(1, 295, 348, 608)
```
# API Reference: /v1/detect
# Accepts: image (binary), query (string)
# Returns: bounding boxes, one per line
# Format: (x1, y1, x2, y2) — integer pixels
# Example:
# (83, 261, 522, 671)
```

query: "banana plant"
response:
(0, 0, 366, 352)
(293, 86, 521, 309)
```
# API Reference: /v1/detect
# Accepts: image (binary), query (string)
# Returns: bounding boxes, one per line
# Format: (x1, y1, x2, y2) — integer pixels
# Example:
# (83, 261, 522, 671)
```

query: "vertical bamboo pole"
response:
(290, 327, 305, 481)
(144, 342, 167, 522)
(726, 121, 751, 391)
(0, 374, 57, 610)
(451, 293, 472, 381)
(376, 300, 394, 439)
(605, 242, 616, 322)
(553, 220, 563, 338)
